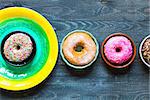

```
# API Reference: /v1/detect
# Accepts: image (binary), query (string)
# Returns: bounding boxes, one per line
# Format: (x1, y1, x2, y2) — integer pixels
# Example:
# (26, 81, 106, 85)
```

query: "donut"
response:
(3, 32, 34, 63)
(142, 38, 150, 64)
(104, 36, 133, 64)
(62, 32, 97, 66)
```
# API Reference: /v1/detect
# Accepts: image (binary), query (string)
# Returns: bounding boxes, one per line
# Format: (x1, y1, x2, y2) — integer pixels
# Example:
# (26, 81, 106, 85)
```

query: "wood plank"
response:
(0, 0, 149, 21)
(49, 20, 149, 43)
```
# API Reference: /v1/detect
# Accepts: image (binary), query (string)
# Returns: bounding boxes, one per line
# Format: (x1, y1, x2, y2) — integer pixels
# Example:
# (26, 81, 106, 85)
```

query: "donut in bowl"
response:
(104, 36, 133, 64)
(61, 30, 99, 69)
(101, 33, 136, 69)
(1, 31, 36, 66)
(139, 35, 150, 67)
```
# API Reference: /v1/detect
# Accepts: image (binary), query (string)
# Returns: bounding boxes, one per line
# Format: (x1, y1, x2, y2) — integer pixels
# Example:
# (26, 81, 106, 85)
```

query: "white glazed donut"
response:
(62, 32, 97, 66)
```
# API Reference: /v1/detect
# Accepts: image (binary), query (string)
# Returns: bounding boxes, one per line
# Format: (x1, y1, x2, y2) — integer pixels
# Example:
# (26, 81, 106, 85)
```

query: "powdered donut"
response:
(3, 33, 33, 62)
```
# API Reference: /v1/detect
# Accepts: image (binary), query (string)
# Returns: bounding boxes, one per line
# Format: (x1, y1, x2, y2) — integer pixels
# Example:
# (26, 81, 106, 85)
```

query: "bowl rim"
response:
(139, 35, 150, 67)
(60, 30, 99, 69)
(101, 33, 136, 68)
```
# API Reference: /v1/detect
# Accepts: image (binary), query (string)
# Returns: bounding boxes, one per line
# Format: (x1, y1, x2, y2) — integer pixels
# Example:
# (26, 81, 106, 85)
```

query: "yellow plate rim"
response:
(0, 7, 58, 91)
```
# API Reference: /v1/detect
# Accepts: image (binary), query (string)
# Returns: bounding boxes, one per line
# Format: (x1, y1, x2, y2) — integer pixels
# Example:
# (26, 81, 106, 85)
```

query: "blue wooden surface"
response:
(0, 0, 149, 100)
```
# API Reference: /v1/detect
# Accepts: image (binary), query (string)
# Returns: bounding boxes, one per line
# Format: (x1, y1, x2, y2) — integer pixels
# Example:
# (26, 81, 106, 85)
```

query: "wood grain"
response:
(0, 0, 149, 100)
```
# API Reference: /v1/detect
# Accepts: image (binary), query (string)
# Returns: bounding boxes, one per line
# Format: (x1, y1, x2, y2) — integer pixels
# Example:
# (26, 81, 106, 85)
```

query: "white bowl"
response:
(139, 35, 150, 67)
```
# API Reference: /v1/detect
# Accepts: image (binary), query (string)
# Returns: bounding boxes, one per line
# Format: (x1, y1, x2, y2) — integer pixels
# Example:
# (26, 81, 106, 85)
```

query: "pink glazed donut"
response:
(104, 36, 133, 64)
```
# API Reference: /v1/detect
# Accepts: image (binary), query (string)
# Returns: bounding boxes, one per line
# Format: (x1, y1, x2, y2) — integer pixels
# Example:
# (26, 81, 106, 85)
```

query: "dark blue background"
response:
(0, 0, 149, 100)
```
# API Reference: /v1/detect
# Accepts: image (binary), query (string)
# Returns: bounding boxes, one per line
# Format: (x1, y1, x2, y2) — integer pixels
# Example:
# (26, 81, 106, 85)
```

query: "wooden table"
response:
(0, 0, 149, 100)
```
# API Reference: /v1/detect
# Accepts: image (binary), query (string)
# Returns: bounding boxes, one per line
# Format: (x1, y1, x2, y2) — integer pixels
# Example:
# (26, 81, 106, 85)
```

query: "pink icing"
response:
(104, 36, 133, 64)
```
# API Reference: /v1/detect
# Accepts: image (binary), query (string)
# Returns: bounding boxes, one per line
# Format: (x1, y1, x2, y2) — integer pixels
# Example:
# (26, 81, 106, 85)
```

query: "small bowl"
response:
(101, 33, 136, 69)
(1, 31, 36, 67)
(139, 35, 150, 68)
(60, 30, 99, 70)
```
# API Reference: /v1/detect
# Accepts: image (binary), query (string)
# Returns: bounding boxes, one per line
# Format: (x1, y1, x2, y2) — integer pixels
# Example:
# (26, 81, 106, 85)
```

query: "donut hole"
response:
(16, 45, 21, 50)
(74, 44, 84, 52)
(115, 47, 122, 52)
